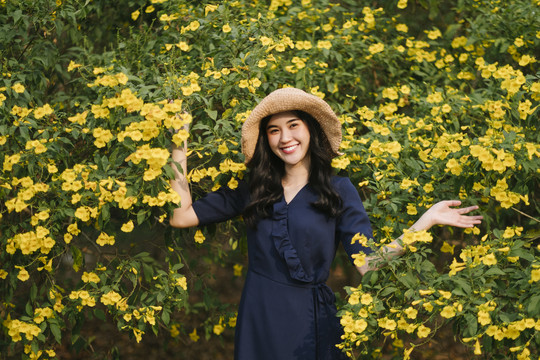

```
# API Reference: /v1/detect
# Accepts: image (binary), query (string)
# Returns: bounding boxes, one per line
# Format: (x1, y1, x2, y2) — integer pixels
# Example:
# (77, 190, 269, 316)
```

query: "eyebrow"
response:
(266, 118, 301, 129)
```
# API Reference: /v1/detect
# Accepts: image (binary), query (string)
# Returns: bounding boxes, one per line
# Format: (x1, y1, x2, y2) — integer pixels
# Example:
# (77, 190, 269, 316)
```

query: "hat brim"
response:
(241, 88, 342, 163)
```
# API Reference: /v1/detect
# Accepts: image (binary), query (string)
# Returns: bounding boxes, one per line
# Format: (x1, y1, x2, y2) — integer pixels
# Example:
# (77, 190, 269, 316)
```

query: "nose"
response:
(280, 128, 292, 143)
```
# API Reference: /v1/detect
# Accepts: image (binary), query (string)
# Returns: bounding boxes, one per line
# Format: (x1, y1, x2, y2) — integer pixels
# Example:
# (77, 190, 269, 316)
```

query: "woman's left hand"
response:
(417, 200, 483, 230)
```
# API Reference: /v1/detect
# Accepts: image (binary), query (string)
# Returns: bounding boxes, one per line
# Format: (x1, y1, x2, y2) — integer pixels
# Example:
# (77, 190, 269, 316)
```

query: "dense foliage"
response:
(1, 0, 538, 359)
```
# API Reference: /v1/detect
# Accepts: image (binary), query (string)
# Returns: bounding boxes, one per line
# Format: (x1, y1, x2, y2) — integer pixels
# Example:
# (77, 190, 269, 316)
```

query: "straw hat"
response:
(241, 88, 342, 163)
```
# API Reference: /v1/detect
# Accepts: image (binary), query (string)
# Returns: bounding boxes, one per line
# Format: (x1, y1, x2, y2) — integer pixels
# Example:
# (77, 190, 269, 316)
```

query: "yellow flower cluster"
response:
(126, 145, 170, 181)
(142, 190, 181, 207)
(489, 178, 528, 209)
(25, 139, 48, 154)
(33, 307, 54, 324)
(96, 232, 115, 246)
(5, 226, 55, 255)
(100, 290, 123, 307)
(69, 290, 96, 307)
(401, 230, 433, 252)
(470, 145, 516, 173)
(87, 72, 129, 87)
(5, 177, 49, 213)
(82, 271, 101, 283)
(93, 127, 114, 148)
(3, 318, 41, 342)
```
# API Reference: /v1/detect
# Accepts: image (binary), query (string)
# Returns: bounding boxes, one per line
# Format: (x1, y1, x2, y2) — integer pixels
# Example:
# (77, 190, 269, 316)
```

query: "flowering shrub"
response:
(0, 0, 538, 358)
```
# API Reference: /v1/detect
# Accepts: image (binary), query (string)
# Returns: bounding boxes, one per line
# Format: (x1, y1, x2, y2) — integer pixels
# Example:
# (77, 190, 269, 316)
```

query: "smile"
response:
(281, 144, 299, 154)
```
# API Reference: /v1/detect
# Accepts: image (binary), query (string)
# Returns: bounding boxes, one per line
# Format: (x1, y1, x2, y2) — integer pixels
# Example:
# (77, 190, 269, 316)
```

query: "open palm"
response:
(424, 200, 483, 229)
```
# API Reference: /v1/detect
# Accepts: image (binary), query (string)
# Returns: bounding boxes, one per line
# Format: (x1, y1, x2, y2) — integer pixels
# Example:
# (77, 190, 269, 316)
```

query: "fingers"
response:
(457, 205, 480, 214)
(457, 215, 483, 228)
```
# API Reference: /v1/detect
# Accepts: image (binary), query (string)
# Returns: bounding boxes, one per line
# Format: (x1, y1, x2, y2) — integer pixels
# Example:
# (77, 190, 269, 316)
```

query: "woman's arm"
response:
(357, 200, 483, 275)
(169, 127, 200, 228)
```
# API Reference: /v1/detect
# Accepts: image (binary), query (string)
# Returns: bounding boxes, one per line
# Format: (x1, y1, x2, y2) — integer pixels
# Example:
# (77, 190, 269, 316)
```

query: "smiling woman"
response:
(169, 88, 483, 359)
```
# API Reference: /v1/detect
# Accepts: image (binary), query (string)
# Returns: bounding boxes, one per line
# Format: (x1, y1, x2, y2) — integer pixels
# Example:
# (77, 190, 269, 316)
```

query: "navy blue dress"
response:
(192, 176, 373, 360)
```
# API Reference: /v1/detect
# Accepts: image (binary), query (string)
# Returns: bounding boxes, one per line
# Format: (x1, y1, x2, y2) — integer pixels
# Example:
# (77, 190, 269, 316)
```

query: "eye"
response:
(289, 121, 300, 128)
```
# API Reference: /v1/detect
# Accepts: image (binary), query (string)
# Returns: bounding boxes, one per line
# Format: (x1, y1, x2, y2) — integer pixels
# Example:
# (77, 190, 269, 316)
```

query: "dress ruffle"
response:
(272, 201, 313, 283)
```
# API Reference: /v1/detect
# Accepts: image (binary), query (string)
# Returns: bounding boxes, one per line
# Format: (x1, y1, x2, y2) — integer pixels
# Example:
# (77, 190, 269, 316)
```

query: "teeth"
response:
(283, 145, 297, 152)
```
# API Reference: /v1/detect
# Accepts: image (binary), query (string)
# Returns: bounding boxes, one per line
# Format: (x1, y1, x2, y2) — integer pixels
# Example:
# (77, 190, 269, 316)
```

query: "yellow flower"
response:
(205, 4, 218, 15)
(133, 328, 144, 343)
(317, 40, 332, 50)
(417, 324, 430, 338)
(396, 24, 408, 32)
(352, 253, 366, 267)
(11, 83, 25, 93)
(131, 10, 140, 20)
(67, 61, 82, 72)
(440, 305, 456, 318)
(368, 43, 384, 54)
(440, 241, 455, 254)
(194, 230, 205, 244)
(17, 268, 30, 281)
(474, 339, 482, 355)
(449, 258, 466, 276)
(100, 291, 122, 306)
(145, 5, 154, 13)
(222, 24, 232, 33)
(478, 310, 491, 326)
(176, 276, 187, 290)
(189, 20, 200, 31)
(360, 293, 373, 305)
(96, 232, 115, 246)
(228, 177, 238, 189)
(530, 269, 540, 282)
(406, 203, 417, 215)
(426, 28, 442, 40)
(189, 328, 200, 342)
(377, 317, 397, 330)
(34, 104, 54, 119)
(233, 264, 243, 277)
(397, 0, 407, 9)
(404, 307, 418, 319)
(218, 142, 229, 154)
(213, 323, 225, 335)
(81, 271, 100, 283)
(176, 41, 190, 51)
(121, 221, 134, 233)
(482, 253, 497, 266)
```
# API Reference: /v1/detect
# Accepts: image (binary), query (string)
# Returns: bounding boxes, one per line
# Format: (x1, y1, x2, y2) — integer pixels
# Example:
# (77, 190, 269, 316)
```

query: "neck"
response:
(282, 160, 310, 187)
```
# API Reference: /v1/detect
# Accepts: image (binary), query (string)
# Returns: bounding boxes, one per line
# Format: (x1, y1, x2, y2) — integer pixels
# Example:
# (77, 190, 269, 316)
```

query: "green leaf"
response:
(464, 313, 478, 337)
(49, 320, 62, 343)
(30, 283, 37, 302)
(94, 308, 106, 321)
(380, 287, 397, 297)
(528, 295, 540, 316)
(137, 210, 147, 225)
(161, 309, 170, 325)
(483, 267, 506, 277)
(205, 109, 218, 120)
(71, 246, 83, 272)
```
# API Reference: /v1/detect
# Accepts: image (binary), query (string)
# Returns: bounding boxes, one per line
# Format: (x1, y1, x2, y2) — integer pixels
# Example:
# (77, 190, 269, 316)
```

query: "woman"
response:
(170, 88, 483, 359)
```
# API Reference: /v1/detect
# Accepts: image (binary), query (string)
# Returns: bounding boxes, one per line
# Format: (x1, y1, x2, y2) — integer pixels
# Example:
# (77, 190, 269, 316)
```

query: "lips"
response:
(281, 144, 299, 154)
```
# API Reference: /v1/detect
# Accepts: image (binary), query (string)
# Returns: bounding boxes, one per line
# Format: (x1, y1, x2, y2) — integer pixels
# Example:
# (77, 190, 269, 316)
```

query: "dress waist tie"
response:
(249, 269, 337, 360)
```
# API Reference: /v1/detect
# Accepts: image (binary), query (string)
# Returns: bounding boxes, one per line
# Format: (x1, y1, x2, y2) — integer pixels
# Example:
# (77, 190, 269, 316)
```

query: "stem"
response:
(510, 206, 540, 223)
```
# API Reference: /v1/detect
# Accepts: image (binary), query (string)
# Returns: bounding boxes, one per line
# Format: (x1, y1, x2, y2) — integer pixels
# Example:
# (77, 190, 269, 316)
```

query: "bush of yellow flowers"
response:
(0, 0, 538, 358)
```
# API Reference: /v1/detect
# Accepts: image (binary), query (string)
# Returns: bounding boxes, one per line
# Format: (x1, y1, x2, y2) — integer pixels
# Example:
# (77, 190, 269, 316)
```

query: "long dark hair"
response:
(243, 110, 342, 228)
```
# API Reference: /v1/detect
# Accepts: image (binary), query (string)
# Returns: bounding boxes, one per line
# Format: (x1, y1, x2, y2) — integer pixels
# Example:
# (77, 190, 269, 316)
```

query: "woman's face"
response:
(265, 111, 311, 170)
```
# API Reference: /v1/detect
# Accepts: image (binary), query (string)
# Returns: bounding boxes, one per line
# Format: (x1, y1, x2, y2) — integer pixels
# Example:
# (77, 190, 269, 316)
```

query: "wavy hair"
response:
(243, 110, 342, 228)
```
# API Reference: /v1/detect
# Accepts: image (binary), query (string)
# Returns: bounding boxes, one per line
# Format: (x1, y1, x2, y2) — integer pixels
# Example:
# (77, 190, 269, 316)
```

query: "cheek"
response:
(266, 134, 279, 150)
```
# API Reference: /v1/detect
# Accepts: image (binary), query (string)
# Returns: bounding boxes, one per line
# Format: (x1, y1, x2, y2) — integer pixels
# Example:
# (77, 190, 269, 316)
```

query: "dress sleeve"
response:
(334, 177, 374, 261)
(191, 180, 250, 226)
